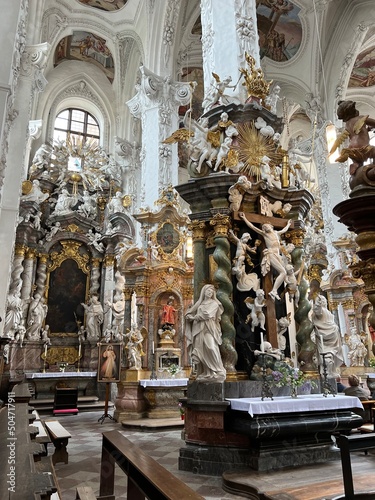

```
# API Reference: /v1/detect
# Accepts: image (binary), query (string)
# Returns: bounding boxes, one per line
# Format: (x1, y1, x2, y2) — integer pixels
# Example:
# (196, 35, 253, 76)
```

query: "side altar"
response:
(25, 371, 97, 399)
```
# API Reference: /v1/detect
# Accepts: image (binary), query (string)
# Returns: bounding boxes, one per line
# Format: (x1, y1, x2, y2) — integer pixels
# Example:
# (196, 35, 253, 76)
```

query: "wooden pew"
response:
(30, 409, 51, 455)
(98, 430, 204, 500)
(44, 420, 72, 465)
(0, 383, 57, 499)
(335, 433, 375, 499)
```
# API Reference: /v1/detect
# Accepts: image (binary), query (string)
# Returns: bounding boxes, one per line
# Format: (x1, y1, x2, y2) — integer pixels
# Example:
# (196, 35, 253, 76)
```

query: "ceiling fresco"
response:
(349, 46, 375, 88)
(77, 0, 128, 11)
(256, 0, 302, 62)
(54, 31, 115, 82)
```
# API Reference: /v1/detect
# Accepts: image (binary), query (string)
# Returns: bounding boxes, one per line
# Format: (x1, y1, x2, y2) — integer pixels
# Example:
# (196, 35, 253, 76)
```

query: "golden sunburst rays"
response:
(232, 122, 278, 180)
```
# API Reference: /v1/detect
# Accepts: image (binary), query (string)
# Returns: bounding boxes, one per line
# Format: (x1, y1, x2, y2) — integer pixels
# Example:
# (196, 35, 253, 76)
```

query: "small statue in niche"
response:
(245, 289, 266, 332)
(161, 297, 177, 329)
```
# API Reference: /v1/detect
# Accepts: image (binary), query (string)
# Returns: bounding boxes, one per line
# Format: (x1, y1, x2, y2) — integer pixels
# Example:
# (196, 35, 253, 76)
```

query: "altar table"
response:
(139, 378, 188, 388)
(25, 371, 97, 398)
(227, 394, 363, 417)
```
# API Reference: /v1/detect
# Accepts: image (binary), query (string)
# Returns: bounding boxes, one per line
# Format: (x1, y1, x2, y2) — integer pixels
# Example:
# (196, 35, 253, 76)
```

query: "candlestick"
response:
(260, 332, 264, 353)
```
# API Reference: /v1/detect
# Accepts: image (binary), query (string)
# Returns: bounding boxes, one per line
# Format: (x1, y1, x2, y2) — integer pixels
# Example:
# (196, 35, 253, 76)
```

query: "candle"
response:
(78, 343, 81, 357)
(152, 341, 154, 354)
(44, 344, 48, 357)
(260, 332, 264, 352)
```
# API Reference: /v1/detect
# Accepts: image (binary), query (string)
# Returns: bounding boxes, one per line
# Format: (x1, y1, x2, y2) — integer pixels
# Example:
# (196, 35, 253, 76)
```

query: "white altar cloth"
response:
(227, 394, 363, 417)
(139, 378, 189, 388)
(26, 371, 96, 379)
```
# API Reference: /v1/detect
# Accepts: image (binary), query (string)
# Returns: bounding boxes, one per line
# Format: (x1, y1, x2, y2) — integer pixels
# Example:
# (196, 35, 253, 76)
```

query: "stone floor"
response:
(49, 411, 375, 500)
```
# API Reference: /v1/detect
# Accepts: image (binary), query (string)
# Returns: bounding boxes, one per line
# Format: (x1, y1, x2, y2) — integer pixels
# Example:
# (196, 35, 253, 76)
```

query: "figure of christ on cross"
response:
(237, 212, 293, 301)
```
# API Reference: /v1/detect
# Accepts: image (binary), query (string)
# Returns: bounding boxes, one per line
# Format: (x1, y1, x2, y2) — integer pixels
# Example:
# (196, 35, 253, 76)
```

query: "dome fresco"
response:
(76, 0, 128, 11)
(349, 46, 375, 88)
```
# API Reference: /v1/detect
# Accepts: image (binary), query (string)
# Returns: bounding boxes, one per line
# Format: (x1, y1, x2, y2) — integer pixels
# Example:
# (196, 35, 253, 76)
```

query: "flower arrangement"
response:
(167, 363, 180, 377)
(271, 363, 309, 397)
(369, 358, 375, 369)
(178, 402, 185, 417)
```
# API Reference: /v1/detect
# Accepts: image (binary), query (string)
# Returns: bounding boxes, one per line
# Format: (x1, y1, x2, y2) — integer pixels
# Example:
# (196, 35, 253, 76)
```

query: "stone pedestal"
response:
(143, 384, 187, 419)
(114, 368, 148, 421)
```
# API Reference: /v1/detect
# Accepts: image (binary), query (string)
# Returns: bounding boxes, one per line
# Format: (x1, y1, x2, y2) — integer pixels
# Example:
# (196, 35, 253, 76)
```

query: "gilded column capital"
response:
(135, 285, 150, 298)
(38, 254, 49, 264)
(124, 288, 133, 300)
(188, 220, 207, 241)
(25, 248, 37, 260)
(210, 213, 231, 237)
(307, 264, 321, 283)
(103, 255, 114, 267)
(15, 244, 26, 257)
(285, 228, 305, 247)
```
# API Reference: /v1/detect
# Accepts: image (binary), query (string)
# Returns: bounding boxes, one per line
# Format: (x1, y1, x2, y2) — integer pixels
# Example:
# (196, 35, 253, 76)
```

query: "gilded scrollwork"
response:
(48, 241, 90, 274)
(42, 346, 80, 365)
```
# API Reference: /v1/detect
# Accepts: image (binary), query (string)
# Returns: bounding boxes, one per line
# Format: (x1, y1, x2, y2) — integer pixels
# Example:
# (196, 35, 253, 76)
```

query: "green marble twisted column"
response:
(289, 229, 317, 374)
(210, 213, 238, 375)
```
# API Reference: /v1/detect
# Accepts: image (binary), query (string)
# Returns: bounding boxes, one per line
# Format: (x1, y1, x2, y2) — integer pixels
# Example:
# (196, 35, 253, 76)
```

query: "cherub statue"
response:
(244, 289, 266, 332)
(21, 179, 49, 204)
(41, 325, 51, 346)
(330, 100, 375, 176)
(87, 230, 105, 253)
(265, 84, 281, 114)
(284, 264, 300, 306)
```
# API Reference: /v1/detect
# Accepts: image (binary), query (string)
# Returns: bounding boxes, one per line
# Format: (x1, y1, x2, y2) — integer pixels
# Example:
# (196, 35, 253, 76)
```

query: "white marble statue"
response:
(107, 191, 126, 214)
(284, 264, 300, 306)
(4, 290, 23, 340)
(45, 222, 62, 242)
(81, 295, 104, 342)
(239, 212, 292, 301)
(87, 230, 105, 253)
(41, 325, 51, 345)
(31, 143, 53, 171)
(27, 293, 48, 341)
(185, 284, 226, 382)
(265, 84, 281, 114)
(100, 155, 123, 187)
(125, 327, 144, 370)
(229, 229, 257, 269)
(260, 155, 274, 188)
(202, 74, 236, 112)
(311, 294, 344, 377)
(183, 110, 216, 173)
(106, 293, 125, 340)
(255, 341, 283, 360)
(32, 211, 42, 230)
(346, 327, 367, 367)
(149, 241, 161, 261)
(277, 314, 291, 352)
(21, 179, 49, 204)
(214, 137, 232, 172)
(228, 176, 252, 212)
(78, 190, 97, 219)
(14, 325, 26, 348)
(3, 343, 10, 364)
(52, 188, 77, 215)
(244, 289, 266, 332)
(217, 112, 238, 139)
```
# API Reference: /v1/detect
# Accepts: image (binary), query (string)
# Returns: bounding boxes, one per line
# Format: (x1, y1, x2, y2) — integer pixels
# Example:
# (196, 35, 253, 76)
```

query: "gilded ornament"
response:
(240, 52, 272, 102)
(48, 240, 90, 274)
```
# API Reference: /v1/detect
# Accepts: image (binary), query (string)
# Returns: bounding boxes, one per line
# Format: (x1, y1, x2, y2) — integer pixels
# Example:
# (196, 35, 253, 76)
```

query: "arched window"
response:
(53, 108, 100, 146)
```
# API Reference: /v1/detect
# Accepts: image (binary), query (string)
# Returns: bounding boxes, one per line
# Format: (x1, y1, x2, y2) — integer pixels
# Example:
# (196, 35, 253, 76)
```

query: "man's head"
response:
(348, 374, 360, 387)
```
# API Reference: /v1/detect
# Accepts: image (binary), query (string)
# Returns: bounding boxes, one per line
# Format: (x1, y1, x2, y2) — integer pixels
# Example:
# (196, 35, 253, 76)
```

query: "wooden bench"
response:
(98, 430, 204, 500)
(44, 420, 71, 465)
(335, 433, 375, 499)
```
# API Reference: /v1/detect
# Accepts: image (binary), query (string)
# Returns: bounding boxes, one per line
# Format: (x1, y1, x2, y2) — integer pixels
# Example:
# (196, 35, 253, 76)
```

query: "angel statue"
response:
(330, 100, 375, 176)
(244, 289, 266, 332)
(202, 73, 238, 113)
